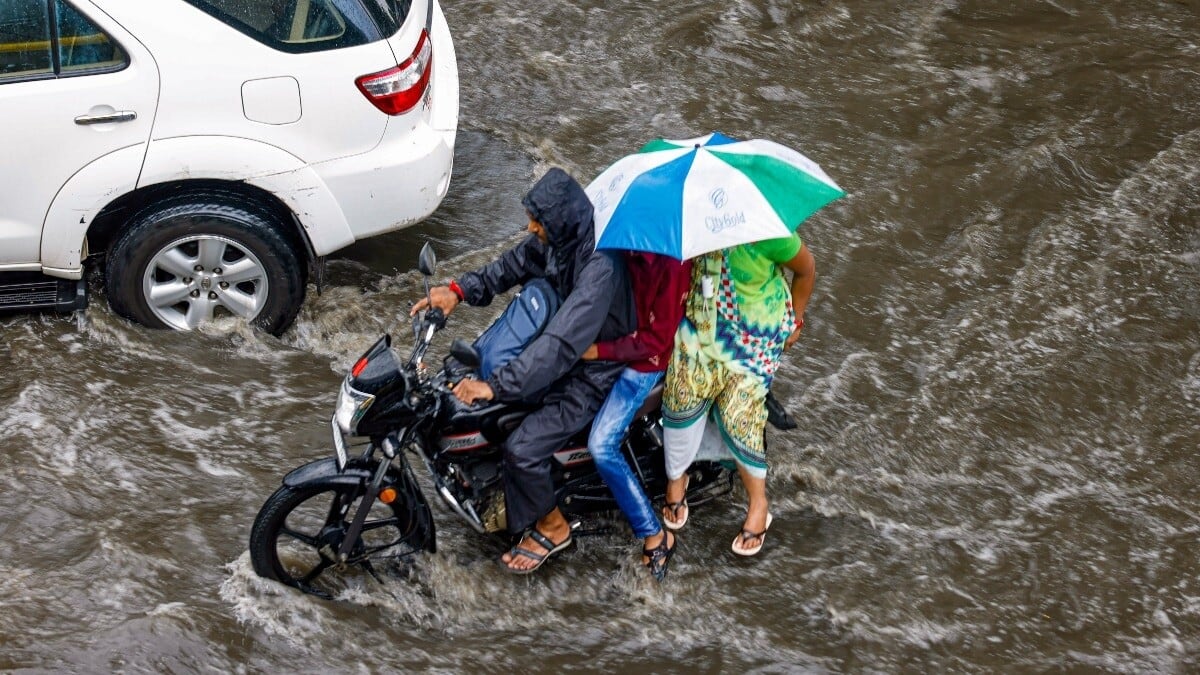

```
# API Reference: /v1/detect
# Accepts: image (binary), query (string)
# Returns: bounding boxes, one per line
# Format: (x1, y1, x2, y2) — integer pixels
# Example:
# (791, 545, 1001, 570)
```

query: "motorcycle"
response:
(249, 243, 736, 597)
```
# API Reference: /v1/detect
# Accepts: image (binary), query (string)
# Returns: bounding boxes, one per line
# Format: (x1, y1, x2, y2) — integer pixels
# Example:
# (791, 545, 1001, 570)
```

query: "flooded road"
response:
(3, 0, 1200, 671)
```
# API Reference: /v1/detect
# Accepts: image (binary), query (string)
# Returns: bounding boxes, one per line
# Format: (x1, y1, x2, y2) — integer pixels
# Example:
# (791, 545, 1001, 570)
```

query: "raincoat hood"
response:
(521, 168, 596, 296)
(522, 168, 594, 247)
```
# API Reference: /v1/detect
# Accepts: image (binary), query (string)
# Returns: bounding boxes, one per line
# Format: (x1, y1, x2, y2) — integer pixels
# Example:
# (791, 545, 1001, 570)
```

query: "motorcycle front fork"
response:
(336, 434, 400, 561)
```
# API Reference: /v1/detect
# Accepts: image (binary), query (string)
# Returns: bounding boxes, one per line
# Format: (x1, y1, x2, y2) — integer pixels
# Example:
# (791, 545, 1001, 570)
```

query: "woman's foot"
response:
(641, 530, 677, 582)
(662, 475, 690, 530)
(732, 510, 773, 557)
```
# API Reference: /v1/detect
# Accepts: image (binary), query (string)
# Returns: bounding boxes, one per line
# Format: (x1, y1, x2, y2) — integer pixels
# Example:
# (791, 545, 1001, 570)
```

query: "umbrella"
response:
(585, 132, 844, 260)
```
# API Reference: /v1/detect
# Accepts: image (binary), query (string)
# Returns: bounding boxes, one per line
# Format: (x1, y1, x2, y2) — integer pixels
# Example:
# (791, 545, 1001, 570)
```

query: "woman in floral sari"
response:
(660, 233, 815, 556)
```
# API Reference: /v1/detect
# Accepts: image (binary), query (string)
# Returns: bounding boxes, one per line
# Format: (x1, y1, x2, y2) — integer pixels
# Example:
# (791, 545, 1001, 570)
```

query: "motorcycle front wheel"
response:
(249, 482, 430, 598)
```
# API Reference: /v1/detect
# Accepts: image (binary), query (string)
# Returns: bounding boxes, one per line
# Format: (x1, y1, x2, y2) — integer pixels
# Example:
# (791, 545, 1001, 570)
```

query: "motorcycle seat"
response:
(633, 382, 664, 419)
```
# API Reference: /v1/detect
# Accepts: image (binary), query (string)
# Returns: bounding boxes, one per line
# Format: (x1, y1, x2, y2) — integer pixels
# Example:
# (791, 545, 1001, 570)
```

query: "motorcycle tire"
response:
(249, 481, 431, 597)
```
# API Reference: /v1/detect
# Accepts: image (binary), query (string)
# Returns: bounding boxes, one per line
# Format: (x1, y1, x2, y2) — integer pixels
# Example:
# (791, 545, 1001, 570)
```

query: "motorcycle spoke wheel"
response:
(299, 560, 334, 586)
(278, 526, 320, 547)
(249, 482, 422, 597)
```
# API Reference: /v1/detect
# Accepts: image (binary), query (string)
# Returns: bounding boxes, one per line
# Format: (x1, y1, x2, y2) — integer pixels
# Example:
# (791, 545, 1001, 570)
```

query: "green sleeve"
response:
(751, 233, 802, 263)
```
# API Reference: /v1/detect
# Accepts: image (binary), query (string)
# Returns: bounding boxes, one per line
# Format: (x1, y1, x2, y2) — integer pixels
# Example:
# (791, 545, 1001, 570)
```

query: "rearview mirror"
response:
(449, 338, 481, 369)
(417, 243, 437, 277)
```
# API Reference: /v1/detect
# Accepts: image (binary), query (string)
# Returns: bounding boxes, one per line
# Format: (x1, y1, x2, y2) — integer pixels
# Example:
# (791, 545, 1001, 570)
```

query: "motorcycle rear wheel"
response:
(249, 482, 427, 597)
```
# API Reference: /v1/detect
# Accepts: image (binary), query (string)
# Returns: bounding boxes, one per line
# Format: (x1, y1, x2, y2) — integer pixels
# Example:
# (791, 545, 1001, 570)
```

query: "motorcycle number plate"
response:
(331, 417, 348, 470)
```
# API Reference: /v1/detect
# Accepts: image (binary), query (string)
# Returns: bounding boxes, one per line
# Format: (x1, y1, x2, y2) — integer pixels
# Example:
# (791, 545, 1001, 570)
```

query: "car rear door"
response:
(0, 0, 158, 267)
(129, 0, 395, 166)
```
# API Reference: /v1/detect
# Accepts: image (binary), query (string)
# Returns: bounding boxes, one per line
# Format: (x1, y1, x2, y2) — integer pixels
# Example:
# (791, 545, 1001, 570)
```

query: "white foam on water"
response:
(217, 526, 837, 669)
(280, 236, 527, 372)
(220, 552, 347, 645)
(196, 457, 243, 478)
(1182, 351, 1200, 404)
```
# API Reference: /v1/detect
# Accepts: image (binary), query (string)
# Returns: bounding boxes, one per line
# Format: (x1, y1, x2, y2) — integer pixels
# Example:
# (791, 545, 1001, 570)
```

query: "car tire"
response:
(105, 195, 306, 336)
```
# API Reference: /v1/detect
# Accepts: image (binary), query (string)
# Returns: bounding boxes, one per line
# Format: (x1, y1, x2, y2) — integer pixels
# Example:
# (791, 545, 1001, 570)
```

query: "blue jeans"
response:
(588, 368, 664, 539)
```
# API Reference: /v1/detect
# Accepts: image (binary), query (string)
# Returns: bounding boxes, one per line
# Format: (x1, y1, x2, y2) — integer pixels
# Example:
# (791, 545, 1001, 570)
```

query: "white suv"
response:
(0, 0, 458, 334)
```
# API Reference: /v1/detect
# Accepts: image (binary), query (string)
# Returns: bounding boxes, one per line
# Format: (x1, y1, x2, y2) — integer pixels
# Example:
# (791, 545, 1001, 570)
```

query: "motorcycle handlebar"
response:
(407, 306, 449, 369)
(424, 307, 446, 331)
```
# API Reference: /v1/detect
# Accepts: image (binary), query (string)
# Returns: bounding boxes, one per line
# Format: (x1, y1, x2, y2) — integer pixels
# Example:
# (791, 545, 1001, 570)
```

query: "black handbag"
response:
(765, 390, 797, 430)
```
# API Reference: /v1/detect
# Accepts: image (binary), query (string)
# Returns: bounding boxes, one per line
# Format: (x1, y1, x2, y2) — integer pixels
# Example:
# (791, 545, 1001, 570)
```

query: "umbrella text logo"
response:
(706, 211, 745, 233)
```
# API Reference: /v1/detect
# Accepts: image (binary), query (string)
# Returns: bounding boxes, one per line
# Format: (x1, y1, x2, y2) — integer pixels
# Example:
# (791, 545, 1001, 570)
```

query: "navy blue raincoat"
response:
(452, 168, 636, 533)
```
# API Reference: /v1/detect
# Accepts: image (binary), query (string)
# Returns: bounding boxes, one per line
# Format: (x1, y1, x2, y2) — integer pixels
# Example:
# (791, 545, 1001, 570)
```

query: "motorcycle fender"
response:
(281, 457, 437, 553)
(282, 458, 372, 489)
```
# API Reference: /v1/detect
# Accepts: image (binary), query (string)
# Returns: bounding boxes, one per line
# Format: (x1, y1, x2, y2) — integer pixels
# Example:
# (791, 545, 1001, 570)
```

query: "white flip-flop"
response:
(731, 513, 774, 556)
(663, 499, 689, 531)
(662, 477, 690, 531)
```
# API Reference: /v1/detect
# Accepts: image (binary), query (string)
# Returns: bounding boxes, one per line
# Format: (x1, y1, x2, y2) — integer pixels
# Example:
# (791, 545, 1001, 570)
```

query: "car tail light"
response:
(356, 30, 432, 115)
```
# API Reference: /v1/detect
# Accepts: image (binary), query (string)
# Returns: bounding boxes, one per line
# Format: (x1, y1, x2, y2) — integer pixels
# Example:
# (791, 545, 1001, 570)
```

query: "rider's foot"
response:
(640, 531, 666, 565)
(641, 530, 677, 581)
(662, 475, 689, 530)
(732, 503, 772, 556)
(501, 519, 572, 573)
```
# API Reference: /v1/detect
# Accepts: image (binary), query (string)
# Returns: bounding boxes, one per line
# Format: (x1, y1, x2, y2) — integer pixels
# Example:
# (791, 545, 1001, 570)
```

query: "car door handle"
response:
(74, 111, 137, 125)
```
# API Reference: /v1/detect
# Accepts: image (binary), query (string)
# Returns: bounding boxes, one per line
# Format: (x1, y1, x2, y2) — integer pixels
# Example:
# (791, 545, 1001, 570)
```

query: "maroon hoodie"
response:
(594, 251, 693, 372)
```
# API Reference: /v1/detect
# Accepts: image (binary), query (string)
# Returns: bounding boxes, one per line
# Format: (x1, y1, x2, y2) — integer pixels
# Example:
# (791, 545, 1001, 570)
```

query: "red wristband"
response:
(448, 279, 465, 301)
(796, 317, 805, 331)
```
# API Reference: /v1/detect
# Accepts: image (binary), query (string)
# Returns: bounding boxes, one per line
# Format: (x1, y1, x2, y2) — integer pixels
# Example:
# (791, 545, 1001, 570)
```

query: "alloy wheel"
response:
(141, 234, 269, 329)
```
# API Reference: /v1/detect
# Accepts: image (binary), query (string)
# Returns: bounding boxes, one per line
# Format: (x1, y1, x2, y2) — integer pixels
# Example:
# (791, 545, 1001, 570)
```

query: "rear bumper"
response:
(309, 122, 454, 248)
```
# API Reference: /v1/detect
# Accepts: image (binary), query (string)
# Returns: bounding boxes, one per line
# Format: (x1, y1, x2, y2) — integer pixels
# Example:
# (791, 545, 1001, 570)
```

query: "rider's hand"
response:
(410, 285, 460, 317)
(784, 317, 805, 350)
(452, 378, 494, 405)
(581, 344, 599, 360)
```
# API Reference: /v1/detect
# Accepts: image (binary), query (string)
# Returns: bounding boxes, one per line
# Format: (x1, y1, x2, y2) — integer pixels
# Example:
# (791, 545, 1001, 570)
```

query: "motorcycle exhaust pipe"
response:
(418, 453, 489, 534)
(435, 483, 488, 534)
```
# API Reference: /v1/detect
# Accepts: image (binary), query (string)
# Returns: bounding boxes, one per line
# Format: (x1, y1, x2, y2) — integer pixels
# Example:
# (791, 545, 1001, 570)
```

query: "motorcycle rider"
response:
(410, 168, 635, 574)
(580, 251, 691, 581)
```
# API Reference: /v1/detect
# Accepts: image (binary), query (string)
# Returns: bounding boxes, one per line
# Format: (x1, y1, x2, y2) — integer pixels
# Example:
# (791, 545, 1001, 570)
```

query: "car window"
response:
(361, 0, 410, 33)
(56, 0, 125, 73)
(181, 0, 399, 53)
(0, 0, 126, 83)
(0, 1, 53, 81)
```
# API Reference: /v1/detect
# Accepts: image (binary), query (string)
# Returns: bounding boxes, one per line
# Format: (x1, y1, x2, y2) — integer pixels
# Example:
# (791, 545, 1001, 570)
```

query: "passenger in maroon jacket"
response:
(580, 251, 692, 581)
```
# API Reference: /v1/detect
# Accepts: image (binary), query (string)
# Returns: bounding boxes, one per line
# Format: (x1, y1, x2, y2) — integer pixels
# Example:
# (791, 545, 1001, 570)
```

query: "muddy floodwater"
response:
(3, 1, 1199, 672)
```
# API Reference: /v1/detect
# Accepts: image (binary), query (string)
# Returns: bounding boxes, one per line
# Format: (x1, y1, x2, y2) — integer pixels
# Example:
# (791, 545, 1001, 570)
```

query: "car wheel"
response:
(105, 195, 306, 336)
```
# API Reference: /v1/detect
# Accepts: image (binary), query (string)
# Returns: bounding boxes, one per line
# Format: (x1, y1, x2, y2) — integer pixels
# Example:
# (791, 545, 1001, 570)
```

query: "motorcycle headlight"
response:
(335, 377, 376, 435)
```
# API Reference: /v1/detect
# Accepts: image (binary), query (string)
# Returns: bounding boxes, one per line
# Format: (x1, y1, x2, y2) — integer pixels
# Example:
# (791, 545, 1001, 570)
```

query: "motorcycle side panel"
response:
(552, 445, 592, 467)
(438, 430, 488, 453)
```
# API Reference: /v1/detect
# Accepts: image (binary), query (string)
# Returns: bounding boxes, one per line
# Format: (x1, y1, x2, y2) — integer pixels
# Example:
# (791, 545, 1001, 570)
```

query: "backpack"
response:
(472, 278, 562, 379)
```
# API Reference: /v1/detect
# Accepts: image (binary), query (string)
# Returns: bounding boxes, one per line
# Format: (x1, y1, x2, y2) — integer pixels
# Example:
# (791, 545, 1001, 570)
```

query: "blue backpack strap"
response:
(473, 278, 562, 378)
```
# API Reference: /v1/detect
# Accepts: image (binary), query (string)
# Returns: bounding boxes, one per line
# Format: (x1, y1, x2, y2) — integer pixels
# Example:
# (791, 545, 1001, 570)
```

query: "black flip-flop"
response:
(500, 529, 573, 575)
